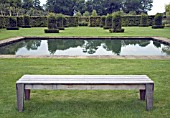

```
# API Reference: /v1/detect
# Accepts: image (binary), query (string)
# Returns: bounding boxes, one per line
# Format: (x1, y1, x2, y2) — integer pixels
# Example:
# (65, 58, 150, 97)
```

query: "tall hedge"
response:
(103, 14, 112, 29)
(44, 13, 59, 33)
(56, 14, 65, 30)
(22, 15, 31, 28)
(100, 16, 106, 27)
(89, 17, 101, 27)
(152, 13, 164, 29)
(139, 14, 148, 27)
(30, 17, 47, 27)
(66, 17, 78, 27)
(110, 13, 124, 33)
(6, 17, 19, 30)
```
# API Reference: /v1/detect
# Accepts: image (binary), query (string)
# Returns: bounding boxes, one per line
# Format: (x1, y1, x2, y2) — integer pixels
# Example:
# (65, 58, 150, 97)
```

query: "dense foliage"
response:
(152, 13, 164, 29)
(110, 12, 124, 33)
(46, 0, 153, 16)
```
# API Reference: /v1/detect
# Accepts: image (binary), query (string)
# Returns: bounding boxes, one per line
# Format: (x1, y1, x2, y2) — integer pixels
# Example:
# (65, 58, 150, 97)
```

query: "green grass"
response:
(0, 58, 170, 118)
(0, 27, 170, 40)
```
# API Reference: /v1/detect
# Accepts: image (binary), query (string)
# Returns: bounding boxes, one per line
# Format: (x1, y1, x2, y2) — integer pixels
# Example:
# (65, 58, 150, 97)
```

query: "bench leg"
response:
(146, 83, 154, 111)
(25, 89, 30, 100)
(16, 84, 24, 112)
(140, 90, 146, 100)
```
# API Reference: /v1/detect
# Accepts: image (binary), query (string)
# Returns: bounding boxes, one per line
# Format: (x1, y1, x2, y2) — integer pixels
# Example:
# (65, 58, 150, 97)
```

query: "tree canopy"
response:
(46, 0, 153, 16)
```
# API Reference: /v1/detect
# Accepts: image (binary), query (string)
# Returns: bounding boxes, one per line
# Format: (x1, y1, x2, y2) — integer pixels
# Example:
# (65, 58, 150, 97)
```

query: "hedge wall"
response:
(89, 17, 101, 27)
(0, 15, 155, 29)
(66, 16, 78, 27)
(30, 17, 47, 27)
(104, 14, 112, 29)
(0, 17, 8, 28)
(100, 16, 106, 27)
(122, 15, 154, 26)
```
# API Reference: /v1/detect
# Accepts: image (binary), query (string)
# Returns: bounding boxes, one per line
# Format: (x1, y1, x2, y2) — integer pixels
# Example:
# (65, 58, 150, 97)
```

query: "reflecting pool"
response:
(0, 39, 170, 56)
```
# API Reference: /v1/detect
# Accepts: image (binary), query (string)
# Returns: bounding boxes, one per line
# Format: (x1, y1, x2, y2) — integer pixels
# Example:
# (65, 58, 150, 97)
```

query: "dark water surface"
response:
(0, 39, 170, 56)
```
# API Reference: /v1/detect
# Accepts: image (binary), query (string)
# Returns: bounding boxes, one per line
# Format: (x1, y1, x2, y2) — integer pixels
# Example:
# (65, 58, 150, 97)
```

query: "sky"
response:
(40, 0, 170, 15)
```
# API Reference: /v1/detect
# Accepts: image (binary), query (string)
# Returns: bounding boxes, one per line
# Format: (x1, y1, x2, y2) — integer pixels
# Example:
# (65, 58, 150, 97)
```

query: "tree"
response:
(165, 3, 170, 16)
(122, 0, 153, 14)
(22, 0, 33, 9)
(33, 0, 42, 10)
(75, 11, 82, 17)
(91, 10, 98, 16)
(83, 11, 90, 16)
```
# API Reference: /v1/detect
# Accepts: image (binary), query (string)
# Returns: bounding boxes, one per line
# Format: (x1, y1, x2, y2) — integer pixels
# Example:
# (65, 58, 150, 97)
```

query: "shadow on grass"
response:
(23, 98, 146, 117)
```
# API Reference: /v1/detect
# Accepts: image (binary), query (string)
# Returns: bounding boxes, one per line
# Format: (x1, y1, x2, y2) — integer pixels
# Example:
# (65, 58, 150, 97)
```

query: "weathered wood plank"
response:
(17, 75, 154, 84)
(16, 84, 24, 112)
(25, 84, 145, 90)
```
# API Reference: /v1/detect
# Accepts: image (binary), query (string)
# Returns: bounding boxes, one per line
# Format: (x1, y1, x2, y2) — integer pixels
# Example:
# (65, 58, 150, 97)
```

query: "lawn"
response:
(0, 27, 170, 40)
(0, 58, 170, 118)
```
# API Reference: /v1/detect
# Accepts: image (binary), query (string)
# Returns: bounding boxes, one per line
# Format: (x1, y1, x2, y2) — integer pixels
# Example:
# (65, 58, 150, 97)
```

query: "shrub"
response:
(6, 17, 19, 30)
(152, 13, 164, 29)
(139, 14, 149, 27)
(110, 12, 124, 33)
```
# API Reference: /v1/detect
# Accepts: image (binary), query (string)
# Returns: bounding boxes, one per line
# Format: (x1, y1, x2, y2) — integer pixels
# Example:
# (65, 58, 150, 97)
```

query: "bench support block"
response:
(25, 89, 30, 100)
(16, 84, 24, 112)
(140, 90, 146, 100)
(146, 83, 154, 110)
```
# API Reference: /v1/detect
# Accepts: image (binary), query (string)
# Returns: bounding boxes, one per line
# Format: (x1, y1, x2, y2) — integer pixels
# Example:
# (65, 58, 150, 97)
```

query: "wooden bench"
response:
(16, 75, 154, 112)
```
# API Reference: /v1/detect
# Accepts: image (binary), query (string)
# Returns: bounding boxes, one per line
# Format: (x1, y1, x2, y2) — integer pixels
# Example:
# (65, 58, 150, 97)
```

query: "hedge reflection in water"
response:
(0, 39, 169, 55)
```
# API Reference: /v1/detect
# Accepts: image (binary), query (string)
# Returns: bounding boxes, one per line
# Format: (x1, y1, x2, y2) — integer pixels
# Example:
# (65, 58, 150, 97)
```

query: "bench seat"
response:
(16, 75, 154, 112)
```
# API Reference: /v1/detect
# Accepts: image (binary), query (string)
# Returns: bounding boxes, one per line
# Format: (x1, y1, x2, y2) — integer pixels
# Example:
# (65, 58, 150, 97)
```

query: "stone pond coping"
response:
(0, 36, 170, 60)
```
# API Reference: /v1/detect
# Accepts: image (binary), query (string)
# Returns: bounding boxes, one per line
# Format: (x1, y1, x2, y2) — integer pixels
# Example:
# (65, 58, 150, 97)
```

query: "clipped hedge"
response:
(30, 16, 47, 27)
(56, 14, 65, 30)
(0, 17, 7, 28)
(6, 17, 19, 30)
(103, 14, 112, 29)
(66, 16, 78, 27)
(22, 15, 31, 28)
(110, 13, 124, 33)
(139, 14, 149, 27)
(100, 16, 106, 27)
(45, 13, 59, 33)
(89, 17, 101, 27)
(152, 13, 164, 29)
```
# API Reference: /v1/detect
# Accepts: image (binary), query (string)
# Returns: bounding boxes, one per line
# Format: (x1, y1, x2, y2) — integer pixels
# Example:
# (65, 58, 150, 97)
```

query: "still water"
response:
(0, 39, 169, 56)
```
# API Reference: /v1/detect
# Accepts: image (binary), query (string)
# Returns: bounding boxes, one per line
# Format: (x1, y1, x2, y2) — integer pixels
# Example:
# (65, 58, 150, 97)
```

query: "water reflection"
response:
(0, 39, 169, 56)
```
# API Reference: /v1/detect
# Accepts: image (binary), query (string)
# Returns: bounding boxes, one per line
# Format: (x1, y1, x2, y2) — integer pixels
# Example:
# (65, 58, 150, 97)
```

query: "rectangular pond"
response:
(0, 38, 170, 56)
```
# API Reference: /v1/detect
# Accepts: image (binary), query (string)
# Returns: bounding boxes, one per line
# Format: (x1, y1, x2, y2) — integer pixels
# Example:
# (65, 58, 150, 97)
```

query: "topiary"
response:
(6, 17, 19, 30)
(139, 13, 149, 27)
(22, 15, 31, 28)
(44, 13, 59, 33)
(152, 13, 164, 29)
(103, 14, 112, 29)
(110, 12, 124, 33)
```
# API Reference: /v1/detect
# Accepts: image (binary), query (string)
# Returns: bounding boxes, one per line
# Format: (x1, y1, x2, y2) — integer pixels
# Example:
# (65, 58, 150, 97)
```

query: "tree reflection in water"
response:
(47, 39, 85, 54)
(0, 39, 169, 56)
(0, 40, 41, 54)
